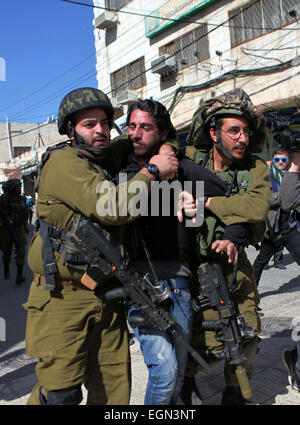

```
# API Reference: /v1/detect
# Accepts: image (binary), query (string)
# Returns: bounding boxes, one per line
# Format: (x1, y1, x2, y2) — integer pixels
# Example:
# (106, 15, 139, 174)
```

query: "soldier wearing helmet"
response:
(57, 87, 114, 157)
(179, 89, 271, 405)
(0, 178, 28, 284)
(24, 87, 178, 405)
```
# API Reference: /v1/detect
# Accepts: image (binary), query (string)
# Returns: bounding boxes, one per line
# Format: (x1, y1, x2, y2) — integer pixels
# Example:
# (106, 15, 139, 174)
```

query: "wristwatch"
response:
(144, 163, 160, 180)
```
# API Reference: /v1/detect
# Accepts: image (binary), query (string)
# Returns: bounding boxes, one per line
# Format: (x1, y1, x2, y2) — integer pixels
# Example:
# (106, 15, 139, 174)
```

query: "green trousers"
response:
(24, 276, 131, 404)
(0, 225, 26, 266)
(187, 251, 261, 387)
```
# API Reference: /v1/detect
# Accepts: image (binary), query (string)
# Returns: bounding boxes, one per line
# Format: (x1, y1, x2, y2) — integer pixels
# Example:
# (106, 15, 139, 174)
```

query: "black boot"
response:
(3, 262, 10, 279)
(179, 376, 203, 405)
(16, 265, 25, 285)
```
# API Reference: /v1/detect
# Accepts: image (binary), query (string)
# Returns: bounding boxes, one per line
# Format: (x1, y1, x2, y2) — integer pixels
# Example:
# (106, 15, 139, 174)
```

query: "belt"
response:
(35, 273, 90, 291)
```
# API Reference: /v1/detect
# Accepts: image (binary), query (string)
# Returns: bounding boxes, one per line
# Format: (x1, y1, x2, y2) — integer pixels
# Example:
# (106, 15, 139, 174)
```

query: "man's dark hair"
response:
(273, 148, 290, 157)
(126, 99, 177, 138)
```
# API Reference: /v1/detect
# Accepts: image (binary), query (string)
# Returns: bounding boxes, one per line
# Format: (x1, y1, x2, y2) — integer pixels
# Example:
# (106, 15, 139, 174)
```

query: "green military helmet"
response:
(186, 88, 267, 154)
(2, 179, 22, 194)
(57, 87, 114, 135)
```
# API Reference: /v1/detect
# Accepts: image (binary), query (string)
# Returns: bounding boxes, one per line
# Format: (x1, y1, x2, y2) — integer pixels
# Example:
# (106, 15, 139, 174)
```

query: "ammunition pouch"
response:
(38, 217, 90, 290)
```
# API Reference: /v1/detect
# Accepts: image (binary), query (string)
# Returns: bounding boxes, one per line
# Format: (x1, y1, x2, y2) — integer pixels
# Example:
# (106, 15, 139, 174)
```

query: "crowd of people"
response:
(0, 86, 299, 404)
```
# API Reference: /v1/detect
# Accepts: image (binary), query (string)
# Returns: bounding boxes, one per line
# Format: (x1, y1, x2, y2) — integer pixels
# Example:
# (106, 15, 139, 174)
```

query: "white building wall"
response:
(93, 0, 300, 132)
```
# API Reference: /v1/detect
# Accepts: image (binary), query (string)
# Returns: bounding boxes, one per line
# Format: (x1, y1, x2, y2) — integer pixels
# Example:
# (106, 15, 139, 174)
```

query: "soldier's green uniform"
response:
(23, 88, 162, 406)
(181, 89, 271, 404)
(0, 179, 28, 284)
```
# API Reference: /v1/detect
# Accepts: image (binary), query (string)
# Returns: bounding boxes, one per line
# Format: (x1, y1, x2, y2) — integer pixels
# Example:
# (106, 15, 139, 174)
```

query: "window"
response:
(111, 57, 146, 96)
(159, 24, 210, 71)
(229, 0, 299, 48)
(14, 146, 31, 158)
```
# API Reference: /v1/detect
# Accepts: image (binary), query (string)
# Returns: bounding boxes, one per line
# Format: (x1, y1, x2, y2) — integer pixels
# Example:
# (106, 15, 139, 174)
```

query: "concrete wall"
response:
(0, 121, 65, 164)
(0, 121, 65, 184)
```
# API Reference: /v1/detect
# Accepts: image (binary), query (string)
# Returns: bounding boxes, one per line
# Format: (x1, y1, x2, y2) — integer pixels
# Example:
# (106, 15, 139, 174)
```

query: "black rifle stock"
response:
(196, 261, 255, 400)
(69, 217, 209, 371)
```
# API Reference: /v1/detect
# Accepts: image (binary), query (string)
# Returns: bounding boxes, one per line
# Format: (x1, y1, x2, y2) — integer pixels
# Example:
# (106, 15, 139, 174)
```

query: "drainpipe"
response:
(6, 117, 14, 160)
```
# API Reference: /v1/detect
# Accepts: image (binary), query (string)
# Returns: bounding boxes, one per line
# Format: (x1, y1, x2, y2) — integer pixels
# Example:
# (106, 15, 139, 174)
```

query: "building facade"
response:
(93, 0, 300, 157)
(0, 120, 65, 195)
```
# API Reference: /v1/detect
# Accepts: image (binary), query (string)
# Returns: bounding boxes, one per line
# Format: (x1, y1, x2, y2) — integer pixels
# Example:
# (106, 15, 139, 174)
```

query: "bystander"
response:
(279, 149, 300, 392)
(253, 149, 290, 285)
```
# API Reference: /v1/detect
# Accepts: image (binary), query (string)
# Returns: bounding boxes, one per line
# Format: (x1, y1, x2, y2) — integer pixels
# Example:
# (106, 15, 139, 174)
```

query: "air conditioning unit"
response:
(110, 97, 124, 120)
(116, 90, 139, 105)
(151, 56, 177, 76)
(94, 11, 118, 30)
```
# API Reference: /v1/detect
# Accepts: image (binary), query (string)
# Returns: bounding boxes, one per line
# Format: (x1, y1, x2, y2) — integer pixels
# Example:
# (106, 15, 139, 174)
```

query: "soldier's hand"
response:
(159, 144, 176, 155)
(149, 152, 178, 181)
(211, 239, 239, 264)
(177, 190, 197, 223)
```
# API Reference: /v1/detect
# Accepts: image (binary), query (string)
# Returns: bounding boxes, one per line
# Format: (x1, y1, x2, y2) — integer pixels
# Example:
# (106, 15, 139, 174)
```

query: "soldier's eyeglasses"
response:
(221, 127, 254, 139)
(273, 157, 289, 163)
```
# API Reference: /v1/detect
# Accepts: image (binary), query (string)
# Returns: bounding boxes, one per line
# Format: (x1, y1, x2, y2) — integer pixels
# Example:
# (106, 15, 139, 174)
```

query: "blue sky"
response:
(0, 0, 97, 123)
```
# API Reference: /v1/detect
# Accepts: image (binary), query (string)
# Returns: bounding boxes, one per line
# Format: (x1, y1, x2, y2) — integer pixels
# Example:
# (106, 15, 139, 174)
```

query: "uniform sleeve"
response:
(208, 157, 271, 225)
(22, 198, 29, 224)
(38, 148, 152, 227)
(0, 196, 7, 224)
(108, 134, 133, 173)
(165, 136, 179, 153)
(279, 171, 300, 211)
(179, 158, 228, 197)
(108, 134, 179, 172)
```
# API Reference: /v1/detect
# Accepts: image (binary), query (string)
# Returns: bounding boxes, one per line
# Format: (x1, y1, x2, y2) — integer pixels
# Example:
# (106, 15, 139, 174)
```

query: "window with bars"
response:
(159, 24, 210, 71)
(14, 146, 31, 158)
(104, 0, 131, 11)
(110, 57, 146, 96)
(229, 0, 299, 48)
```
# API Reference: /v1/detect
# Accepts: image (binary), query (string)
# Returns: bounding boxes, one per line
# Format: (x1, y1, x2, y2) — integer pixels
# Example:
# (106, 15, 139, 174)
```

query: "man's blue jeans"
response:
(130, 278, 193, 405)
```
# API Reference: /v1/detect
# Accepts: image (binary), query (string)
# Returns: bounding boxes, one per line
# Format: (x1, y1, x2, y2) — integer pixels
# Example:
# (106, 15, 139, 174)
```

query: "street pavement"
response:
(0, 226, 300, 405)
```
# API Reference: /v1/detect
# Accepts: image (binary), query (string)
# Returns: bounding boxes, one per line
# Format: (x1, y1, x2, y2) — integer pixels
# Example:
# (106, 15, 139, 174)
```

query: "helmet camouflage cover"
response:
(57, 87, 114, 135)
(186, 88, 267, 153)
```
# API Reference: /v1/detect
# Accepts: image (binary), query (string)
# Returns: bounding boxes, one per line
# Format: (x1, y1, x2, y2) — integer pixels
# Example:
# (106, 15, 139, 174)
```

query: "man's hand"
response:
(157, 146, 178, 180)
(205, 197, 212, 209)
(177, 191, 211, 224)
(177, 190, 198, 223)
(211, 239, 239, 264)
(148, 152, 178, 181)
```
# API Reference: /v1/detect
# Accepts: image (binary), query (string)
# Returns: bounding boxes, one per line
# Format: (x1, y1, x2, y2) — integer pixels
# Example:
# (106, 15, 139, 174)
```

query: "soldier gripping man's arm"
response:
(23, 87, 270, 405)
(178, 89, 271, 405)
(23, 87, 178, 405)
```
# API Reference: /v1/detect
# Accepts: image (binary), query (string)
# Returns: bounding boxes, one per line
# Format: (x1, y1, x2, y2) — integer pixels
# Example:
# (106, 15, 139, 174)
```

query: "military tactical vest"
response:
(35, 141, 113, 288)
(183, 146, 265, 256)
(0, 194, 27, 226)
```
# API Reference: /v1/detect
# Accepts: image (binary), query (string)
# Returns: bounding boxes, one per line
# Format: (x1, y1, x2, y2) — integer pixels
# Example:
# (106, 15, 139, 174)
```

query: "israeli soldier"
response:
(0, 179, 28, 284)
(23, 87, 178, 405)
(180, 89, 271, 405)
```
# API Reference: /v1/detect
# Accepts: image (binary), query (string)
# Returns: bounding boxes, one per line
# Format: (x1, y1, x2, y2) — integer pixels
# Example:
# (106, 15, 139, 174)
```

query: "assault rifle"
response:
(195, 261, 255, 400)
(68, 217, 209, 371)
(0, 210, 18, 245)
